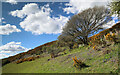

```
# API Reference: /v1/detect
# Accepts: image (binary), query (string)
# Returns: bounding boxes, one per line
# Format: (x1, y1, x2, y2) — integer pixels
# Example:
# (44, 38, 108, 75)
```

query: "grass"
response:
(2, 43, 119, 73)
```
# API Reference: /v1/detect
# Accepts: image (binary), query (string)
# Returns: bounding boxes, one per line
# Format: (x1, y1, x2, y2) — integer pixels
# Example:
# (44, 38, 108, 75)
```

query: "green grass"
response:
(2, 43, 119, 73)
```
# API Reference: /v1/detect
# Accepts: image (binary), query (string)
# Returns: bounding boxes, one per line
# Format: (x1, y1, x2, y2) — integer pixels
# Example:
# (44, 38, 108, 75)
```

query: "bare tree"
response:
(58, 6, 112, 45)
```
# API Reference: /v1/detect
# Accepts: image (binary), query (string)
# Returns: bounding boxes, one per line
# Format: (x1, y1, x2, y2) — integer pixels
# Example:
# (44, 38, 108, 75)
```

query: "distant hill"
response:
(2, 40, 57, 66)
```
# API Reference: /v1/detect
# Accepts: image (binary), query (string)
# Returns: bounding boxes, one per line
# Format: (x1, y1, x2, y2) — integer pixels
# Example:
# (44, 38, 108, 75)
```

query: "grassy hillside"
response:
(1, 22, 120, 73)
(2, 43, 119, 73)
(2, 40, 57, 66)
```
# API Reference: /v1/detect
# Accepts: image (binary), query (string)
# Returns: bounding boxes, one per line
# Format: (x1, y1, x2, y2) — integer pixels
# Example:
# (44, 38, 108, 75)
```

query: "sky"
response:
(0, 0, 119, 59)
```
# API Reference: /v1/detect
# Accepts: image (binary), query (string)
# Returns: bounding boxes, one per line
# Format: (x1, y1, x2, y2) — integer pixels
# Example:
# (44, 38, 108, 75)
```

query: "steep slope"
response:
(2, 40, 57, 66)
(2, 43, 119, 73)
(1, 22, 120, 73)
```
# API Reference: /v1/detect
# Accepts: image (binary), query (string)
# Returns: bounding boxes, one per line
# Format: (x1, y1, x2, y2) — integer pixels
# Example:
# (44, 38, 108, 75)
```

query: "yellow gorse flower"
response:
(72, 56, 85, 69)
(75, 56, 77, 60)
(112, 33, 115, 37)
(105, 33, 116, 41)
(93, 45, 96, 49)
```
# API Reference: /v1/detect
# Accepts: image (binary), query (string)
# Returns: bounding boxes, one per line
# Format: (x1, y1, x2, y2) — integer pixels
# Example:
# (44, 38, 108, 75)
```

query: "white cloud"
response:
(0, 17, 4, 23)
(102, 20, 116, 29)
(0, 51, 11, 54)
(0, 17, 6, 24)
(63, 0, 111, 14)
(10, 3, 40, 18)
(0, 24, 21, 35)
(2, 21, 6, 24)
(60, 3, 62, 5)
(0, 42, 29, 52)
(20, 12, 69, 34)
(0, 41, 30, 59)
(1, 17, 4, 20)
(0, 54, 9, 59)
(102, 14, 119, 29)
(10, 3, 69, 35)
(63, 0, 117, 29)
(6, 0, 17, 4)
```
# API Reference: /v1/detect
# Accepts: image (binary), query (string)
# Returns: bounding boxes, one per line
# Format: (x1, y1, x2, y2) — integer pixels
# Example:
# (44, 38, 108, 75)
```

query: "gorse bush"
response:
(27, 57, 35, 61)
(89, 33, 107, 46)
(88, 22, 120, 48)
(72, 56, 87, 69)
(88, 29, 118, 50)
(105, 33, 113, 41)
(15, 55, 41, 64)
(93, 45, 96, 50)
(16, 59, 23, 64)
(105, 33, 117, 43)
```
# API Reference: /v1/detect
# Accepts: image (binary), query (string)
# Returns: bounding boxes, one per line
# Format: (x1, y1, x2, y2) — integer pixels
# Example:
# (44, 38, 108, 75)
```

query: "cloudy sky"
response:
(0, 0, 118, 59)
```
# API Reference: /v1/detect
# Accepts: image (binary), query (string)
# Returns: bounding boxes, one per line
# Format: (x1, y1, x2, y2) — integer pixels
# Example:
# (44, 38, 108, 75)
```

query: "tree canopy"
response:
(58, 6, 112, 45)
(109, 0, 120, 16)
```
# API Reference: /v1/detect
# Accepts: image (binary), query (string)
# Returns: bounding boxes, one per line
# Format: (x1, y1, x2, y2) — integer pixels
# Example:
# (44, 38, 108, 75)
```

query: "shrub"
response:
(64, 50, 67, 54)
(2, 59, 10, 66)
(72, 43, 79, 49)
(89, 33, 105, 46)
(105, 33, 117, 43)
(16, 59, 23, 64)
(93, 45, 96, 50)
(89, 31, 117, 49)
(112, 33, 116, 37)
(46, 45, 63, 58)
(103, 50, 111, 55)
(42, 46, 47, 52)
(23, 58, 27, 62)
(16, 61, 20, 64)
(72, 56, 87, 69)
(16, 56, 38, 64)
(35, 55, 41, 58)
(50, 53, 55, 58)
(27, 57, 35, 61)
(105, 33, 112, 41)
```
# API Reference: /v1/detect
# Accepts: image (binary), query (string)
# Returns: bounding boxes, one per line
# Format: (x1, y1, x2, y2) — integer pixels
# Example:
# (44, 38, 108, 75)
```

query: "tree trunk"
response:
(83, 40, 88, 45)
(83, 36, 89, 45)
